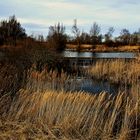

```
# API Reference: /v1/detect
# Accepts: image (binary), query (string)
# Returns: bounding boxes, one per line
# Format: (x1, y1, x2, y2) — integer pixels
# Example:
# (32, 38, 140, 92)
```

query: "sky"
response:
(0, 0, 140, 37)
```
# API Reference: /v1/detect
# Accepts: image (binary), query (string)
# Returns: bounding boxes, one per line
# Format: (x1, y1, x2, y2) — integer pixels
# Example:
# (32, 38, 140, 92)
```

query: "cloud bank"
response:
(0, 0, 139, 36)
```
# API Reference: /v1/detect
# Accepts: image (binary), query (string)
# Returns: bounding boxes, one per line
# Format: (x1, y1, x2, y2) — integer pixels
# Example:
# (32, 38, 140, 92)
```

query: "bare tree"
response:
(80, 31, 90, 44)
(138, 28, 140, 45)
(47, 23, 67, 51)
(108, 27, 114, 39)
(72, 19, 81, 51)
(120, 29, 130, 45)
(104, 27, 115, 46)
(129, 29, 140, 45)
(90, 22, 101, 48)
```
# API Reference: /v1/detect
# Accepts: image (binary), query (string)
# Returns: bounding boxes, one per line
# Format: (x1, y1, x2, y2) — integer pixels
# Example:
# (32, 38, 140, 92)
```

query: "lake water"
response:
(62, 51, 136, 58)
(75, 78, 118, 94)
(62, 50, 137, 94)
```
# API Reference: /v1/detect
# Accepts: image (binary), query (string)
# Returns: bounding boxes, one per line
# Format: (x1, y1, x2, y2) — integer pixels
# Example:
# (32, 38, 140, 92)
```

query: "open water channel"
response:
(62, 50, 137, 94)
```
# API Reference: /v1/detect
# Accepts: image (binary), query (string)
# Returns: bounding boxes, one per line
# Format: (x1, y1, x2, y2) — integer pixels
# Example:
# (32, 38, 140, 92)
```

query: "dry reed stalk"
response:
(0, 89, 138, 140)
(0, 56, 139, 139)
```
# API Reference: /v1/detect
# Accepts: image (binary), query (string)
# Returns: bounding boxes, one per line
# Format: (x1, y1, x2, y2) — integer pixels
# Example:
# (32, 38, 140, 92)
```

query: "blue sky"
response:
(0, 0, 139, 36)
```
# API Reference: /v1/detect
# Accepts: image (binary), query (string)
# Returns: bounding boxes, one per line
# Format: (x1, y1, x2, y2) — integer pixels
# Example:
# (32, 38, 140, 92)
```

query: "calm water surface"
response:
(62, 50, 137, 94)
(63, 51, 136, 58)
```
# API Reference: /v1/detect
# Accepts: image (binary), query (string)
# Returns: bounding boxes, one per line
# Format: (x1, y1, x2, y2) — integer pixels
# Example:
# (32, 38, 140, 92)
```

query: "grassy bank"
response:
(66, 44, 140, 52)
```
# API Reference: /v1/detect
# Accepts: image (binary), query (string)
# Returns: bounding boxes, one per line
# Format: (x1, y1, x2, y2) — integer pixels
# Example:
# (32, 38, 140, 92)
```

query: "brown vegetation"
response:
(88, 58, 140, 84)
(66, 44, 140, 52)
(0, 89, 140, 139)
(0, 61, 139, 139)
(88, 56, 140, 103)
(0, 15, 140, 140)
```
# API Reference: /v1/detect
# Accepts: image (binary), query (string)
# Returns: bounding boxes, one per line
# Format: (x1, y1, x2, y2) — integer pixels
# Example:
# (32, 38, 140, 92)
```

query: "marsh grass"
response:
(0, 63, 22, 97)
(0, 89, 139, 139)
(66, 44, 140, 52)
(25, 67, 82, 92)
(0, 55, 139, 139)
(88, 59, 140, 84)
(88, 57, 140, 97)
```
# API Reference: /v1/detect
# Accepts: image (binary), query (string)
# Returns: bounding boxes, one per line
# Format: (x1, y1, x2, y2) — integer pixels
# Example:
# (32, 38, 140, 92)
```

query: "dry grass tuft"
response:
(88, 59, 140, 84)
(88, 57, 140, 99)
(0, 89, 139, 139)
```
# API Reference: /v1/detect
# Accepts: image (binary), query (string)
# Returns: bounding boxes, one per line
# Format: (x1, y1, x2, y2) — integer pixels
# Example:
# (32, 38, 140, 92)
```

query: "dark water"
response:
(63, 51, 136, 58)
(62, 51, 136, 94)
(74, 78, 129, 95)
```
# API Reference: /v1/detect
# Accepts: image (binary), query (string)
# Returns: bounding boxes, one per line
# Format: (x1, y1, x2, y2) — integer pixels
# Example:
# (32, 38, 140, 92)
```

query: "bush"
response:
(0, 15, 26, 46)
(47, 23, 67, 52)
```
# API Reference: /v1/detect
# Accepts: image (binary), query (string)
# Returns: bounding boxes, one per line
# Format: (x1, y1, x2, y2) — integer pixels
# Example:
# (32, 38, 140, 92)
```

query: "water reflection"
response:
(63, 51, 136, 58)
(75, 78, 131, 95)
(62, 50, 137, 94)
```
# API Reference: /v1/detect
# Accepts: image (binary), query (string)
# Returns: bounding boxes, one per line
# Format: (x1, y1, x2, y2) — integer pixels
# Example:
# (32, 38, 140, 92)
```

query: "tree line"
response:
(0, 15, 26, 46)
(0, 16, 140, 51)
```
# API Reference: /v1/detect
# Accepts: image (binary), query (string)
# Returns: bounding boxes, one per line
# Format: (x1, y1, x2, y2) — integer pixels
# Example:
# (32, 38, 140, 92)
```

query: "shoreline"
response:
(66, 44, 140, 52)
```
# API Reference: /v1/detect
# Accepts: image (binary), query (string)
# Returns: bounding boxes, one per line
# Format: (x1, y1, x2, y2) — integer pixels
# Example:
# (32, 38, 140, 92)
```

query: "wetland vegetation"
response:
(0, 16, 140, 139)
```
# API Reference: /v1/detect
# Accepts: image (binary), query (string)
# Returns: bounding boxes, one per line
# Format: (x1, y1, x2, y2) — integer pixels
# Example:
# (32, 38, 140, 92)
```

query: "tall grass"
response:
(0, 62, 22, 97)
(0, 89, 139, 139)
(0, 55, 139, 139)
(88, 58, 140, 84)
(25, 67, 81, 92)
(88, 57, 140, 98)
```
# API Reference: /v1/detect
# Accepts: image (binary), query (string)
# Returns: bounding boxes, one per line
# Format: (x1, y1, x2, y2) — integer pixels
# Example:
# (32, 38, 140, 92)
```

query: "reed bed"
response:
(0, 89, 139, 140)
(25, 67, 82, 92)
(0, 63, 21, 97)
(88, 57, 140, 97)
(88, 58, 140, 84)
(0, 56, 140, 139)
(66, 44, 140, 52)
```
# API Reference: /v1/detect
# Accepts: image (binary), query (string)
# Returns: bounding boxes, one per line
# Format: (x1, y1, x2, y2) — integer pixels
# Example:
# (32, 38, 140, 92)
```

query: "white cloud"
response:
(0, 0, 139, 36)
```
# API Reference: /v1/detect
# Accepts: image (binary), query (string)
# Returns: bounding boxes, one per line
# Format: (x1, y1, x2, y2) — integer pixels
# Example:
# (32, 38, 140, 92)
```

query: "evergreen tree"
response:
(0, 15, 26, 46)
